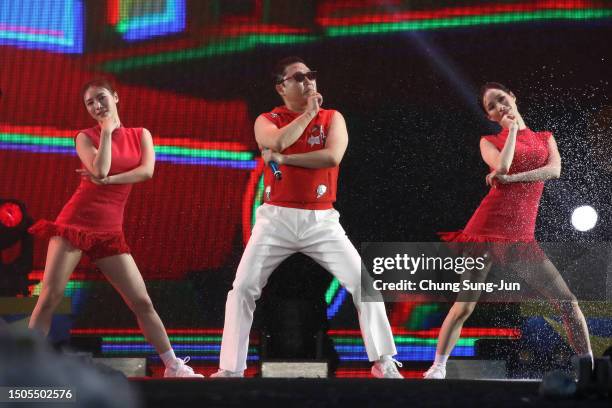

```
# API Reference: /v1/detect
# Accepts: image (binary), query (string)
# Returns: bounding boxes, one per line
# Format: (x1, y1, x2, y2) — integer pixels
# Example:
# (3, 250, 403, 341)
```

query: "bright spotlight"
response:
(571, 206, 598, 232)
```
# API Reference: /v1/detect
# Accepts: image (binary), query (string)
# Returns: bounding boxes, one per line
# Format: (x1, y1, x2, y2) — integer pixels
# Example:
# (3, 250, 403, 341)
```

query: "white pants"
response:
(219, 204, 397, 371)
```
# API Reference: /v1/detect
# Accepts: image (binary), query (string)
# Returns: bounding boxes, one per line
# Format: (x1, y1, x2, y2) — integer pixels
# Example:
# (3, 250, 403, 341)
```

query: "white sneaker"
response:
(371, 358, 404, 379)
(210, 369, 244, 378)
(423, 364, 446, 379)
(164, 357, 204, 378)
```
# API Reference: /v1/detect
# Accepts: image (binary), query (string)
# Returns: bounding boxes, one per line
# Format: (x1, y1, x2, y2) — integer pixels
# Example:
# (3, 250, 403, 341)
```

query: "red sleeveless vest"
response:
(261, 106, 339, 210)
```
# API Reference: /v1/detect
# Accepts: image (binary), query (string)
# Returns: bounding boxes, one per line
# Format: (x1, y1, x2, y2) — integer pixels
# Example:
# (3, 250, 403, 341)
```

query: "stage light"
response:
(0, 199, 33, 296)
(0, 203, 23, 228)
(571, 206, 598, 232)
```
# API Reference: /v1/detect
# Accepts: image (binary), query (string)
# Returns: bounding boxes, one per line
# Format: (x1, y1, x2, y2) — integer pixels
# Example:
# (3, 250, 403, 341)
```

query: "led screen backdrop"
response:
(1, 1, 610, 377)
(0, 0, 84, 53)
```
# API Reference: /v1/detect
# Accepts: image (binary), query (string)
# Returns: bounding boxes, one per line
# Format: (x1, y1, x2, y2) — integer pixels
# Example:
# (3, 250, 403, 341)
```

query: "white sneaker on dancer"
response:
(210, 369, 244, 378)
(423, 364, 446, 379)
(371, 357, 404, 379)
(163, 357, 204, 378)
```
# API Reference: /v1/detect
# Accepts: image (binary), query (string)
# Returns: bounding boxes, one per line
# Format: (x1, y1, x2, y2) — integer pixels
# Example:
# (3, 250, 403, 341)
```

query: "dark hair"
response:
(479, 82, 512, 113)
(81, 78, 117, 100)
(273, 56, 305, 85)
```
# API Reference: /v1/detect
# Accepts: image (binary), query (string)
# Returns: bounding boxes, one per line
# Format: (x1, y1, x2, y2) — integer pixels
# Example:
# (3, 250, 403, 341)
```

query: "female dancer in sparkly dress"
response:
(424, 83, 592, 379)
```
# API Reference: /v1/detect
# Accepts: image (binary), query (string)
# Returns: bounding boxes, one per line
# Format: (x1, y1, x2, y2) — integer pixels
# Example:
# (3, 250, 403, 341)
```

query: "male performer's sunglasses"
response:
(278, 71, 317, 84)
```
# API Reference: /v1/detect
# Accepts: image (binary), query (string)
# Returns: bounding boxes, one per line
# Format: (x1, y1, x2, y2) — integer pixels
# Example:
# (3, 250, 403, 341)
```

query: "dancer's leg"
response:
(95, 254, 171, 355)
(425, 261, 492, 378)
(515, 259, 591, 355)
(29, 237, 82, 335)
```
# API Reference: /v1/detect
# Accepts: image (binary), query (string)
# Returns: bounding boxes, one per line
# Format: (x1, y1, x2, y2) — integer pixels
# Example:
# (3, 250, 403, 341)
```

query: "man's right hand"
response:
(306, 90, 323, 115)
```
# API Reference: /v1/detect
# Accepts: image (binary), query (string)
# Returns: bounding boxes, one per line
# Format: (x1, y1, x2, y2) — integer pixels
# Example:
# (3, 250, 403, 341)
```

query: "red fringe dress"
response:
(439, 128, 552, 262)
(29, 126, 143, 260)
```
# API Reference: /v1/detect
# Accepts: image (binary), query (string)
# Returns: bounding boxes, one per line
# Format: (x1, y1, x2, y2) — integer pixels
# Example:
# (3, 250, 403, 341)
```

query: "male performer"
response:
(212, 57, 402, 378)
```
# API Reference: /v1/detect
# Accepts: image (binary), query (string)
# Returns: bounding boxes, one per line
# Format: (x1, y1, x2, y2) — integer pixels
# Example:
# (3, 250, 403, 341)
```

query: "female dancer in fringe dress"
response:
(28, 79, 202, 378)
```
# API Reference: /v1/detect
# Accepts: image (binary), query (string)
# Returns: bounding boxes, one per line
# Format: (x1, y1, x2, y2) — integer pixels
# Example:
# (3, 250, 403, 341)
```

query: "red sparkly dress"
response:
(29, 125, 143, 260)
(440, 127, 552, 248)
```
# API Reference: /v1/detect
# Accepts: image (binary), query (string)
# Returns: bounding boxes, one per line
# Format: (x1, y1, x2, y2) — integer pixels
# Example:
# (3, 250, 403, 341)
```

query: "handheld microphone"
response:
(269, 161, 282, 180)
(263, 148, 282, 180)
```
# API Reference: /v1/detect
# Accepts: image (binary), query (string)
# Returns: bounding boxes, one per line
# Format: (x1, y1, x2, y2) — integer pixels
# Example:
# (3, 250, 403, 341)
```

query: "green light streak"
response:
(102, 336, 222, 342)
(31, 281, 92, 296)
(0, 133, 253, 160)
(333, 336, 477, 346)
(155, 145, 253, 160)
(102, 347, 258, 354)
(326, 9, 612, 37)
(251, 175, 265, 228)
(0, 133, 74, 147)
(102, 34, 319, 72)
(325, 278, 341, 305)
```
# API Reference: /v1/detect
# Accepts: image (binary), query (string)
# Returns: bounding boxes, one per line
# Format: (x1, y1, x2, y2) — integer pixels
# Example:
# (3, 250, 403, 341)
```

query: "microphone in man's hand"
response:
(269, 161, 282, 180)
(263, 148, 282, 180)
(307, 89, 322, 108)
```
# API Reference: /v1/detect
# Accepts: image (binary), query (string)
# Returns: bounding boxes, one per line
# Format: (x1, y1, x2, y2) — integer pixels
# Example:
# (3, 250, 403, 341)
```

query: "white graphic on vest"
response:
(265, 185, 271, 201)
(316, 184, 327, 198)
(307, 125, 326, 147)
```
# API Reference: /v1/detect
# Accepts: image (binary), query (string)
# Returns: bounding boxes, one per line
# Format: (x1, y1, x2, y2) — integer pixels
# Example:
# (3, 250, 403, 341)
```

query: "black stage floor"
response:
(130, 378, 610, 408)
